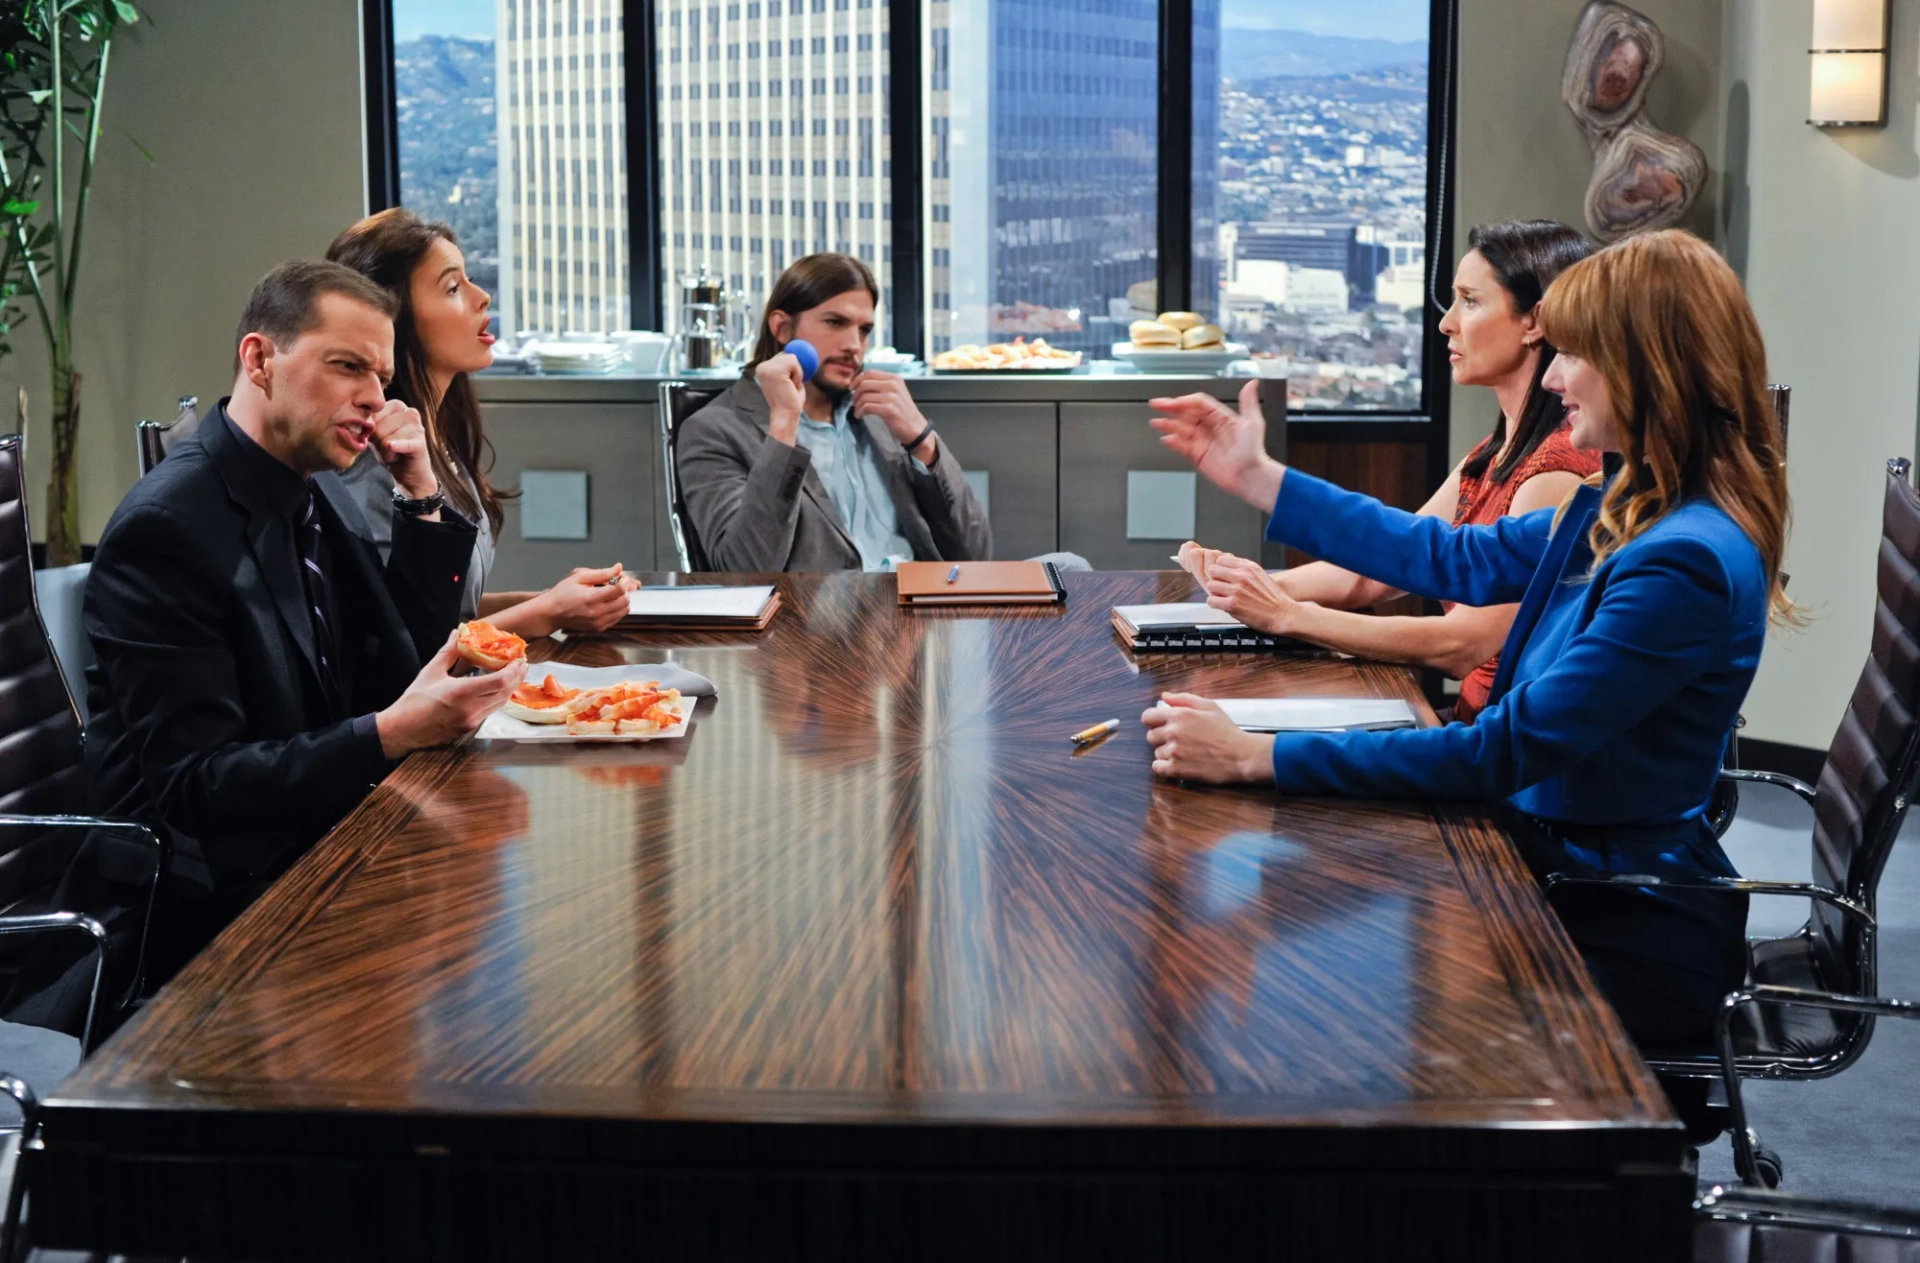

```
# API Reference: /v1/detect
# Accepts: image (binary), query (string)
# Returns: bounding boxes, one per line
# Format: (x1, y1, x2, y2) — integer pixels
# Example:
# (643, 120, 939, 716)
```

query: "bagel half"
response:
(456, 620, 528, 672)
(1129, 319, 1180, 348)
(1157, 311, 1205, 332)
(504, 673, 579, 723)
(1180, 323, 1225, 350)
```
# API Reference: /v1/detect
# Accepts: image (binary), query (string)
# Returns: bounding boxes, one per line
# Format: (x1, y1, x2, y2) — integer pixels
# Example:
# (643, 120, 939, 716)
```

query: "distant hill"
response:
(394, 35, 498, 292)
(1220, 28, 1426, 80)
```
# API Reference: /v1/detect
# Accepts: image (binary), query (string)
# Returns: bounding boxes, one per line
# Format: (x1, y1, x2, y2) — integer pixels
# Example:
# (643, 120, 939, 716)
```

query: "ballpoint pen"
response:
(946, 564, 960, 583)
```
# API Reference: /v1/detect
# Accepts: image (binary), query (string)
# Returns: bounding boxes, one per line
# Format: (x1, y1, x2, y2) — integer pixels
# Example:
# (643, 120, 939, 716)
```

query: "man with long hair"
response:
(675, 252, 991, 572)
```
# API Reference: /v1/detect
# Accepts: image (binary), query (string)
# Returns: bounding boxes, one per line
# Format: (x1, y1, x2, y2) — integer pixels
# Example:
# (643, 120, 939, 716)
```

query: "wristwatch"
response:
(391, 486, 446, 517)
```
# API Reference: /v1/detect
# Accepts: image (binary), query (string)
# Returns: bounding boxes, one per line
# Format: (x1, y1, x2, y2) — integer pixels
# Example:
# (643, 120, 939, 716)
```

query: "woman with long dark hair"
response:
(1189, 220, 1599, 722)
(1145, 229, 1793, 1056)
(328, 209, 636, 636)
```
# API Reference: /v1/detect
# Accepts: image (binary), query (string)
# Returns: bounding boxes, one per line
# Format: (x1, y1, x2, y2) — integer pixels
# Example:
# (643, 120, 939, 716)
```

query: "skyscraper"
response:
(497, 0, 632, 337)
(654, 0, 894, 344)
(928, 0, 1219, 356)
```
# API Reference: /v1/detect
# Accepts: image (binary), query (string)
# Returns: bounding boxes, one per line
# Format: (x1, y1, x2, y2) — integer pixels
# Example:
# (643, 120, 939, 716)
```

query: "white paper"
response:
(626, 585, 775, 621)
(1211, 697, 1418, 733)
(1113, 602, 1245, 630)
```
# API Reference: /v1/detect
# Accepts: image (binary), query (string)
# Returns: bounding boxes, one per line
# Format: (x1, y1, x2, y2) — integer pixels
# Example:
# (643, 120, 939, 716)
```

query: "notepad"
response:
(1213, 698, 1418, 733)
(897, 560, 1064, 605)
(623, 584, 781, 629)
(1110, 603, 1326, 656)
(1113, 602, 1245, 631)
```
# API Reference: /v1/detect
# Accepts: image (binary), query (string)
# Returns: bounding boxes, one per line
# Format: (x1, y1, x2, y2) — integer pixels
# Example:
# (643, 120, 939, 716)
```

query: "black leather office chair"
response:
(0, 432, 167, 1261)
(1692, 989, 1920, 1260)
(134, 394, 198, 477)
(657, 380, 726, 572)
(1550, 457, 1920, 1187)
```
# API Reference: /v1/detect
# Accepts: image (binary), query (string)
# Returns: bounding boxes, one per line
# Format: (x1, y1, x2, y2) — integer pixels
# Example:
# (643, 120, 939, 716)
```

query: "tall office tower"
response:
(498, 0, 632, 337)
(655, 0, 894, 344)
(927, 0, 1220, 357)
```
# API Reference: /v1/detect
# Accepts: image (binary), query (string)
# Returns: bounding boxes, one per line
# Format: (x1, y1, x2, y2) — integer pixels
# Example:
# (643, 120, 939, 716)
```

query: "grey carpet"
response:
(1696, 781, 1920, 1204)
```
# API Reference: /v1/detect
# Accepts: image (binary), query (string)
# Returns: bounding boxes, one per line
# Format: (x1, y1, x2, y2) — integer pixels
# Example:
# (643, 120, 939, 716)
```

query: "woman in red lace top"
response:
(1187, 220, 1601, 722)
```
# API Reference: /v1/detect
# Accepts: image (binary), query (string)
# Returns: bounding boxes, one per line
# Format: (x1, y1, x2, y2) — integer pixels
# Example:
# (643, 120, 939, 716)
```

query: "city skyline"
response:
(394, 1, 1430, 407)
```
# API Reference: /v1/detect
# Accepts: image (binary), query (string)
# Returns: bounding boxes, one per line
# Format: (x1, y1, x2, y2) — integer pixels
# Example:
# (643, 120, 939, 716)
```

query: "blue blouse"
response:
(1263, 471, 1770, 826)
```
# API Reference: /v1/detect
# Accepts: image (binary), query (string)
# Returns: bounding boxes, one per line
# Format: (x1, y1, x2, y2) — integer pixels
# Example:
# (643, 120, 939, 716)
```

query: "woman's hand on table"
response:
(1202, 553, 1306, 637)
(1141, 692, 1276, 784)
(538, 563, 635, 632)
(1149, 380, 1286, 510)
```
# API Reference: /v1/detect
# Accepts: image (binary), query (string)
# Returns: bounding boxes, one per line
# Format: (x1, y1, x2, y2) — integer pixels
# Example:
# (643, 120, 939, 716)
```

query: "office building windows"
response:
(658, 0, 893, 343)
(385, 0, 1441, 411)
(925, 0, 1160, 358)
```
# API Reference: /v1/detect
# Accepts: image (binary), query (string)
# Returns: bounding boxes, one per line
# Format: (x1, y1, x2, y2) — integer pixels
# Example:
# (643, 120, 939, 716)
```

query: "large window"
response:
(926, 0, 1159, 358)
(395, 0, 631, 340)
(380, 0, 1443, 410)
(1205, 0, 1432, 410)
(655, 0, 894, 345)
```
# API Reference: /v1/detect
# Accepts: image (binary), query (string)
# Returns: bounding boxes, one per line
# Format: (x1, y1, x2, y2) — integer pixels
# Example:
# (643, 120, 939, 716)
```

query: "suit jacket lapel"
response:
(1485, 484, 1599, 706)
(243, 506, 321, 678)
(859, 413, 937, 559)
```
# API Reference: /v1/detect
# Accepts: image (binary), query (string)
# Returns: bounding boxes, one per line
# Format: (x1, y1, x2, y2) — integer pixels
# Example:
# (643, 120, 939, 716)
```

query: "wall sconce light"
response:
(1809, 0, 1890, 127)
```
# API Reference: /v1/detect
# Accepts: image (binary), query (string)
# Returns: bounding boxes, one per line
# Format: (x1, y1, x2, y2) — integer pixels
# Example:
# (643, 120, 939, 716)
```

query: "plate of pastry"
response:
(1112, 311, 1247, 374)
(930, 337, 1082, 373)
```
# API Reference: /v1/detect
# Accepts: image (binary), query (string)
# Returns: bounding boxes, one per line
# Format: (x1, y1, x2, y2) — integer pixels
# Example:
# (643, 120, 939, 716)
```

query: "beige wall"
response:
(9, 0, 365, 544)
(1720, 0, 1920, 751)
(1449, 0, 1724, 465)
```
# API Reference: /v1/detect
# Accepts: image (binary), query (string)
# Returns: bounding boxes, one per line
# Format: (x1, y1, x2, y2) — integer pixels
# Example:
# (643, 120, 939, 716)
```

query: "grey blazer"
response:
(675, 376, 992, 572)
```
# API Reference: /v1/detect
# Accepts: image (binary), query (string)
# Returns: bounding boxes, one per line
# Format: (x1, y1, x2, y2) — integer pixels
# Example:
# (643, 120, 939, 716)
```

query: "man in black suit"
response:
(27, 260, 526, 1023)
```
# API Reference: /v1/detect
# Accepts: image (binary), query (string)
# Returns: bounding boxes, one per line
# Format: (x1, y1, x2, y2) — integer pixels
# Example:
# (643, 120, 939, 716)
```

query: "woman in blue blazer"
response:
(1143, 229, 1793, 1052)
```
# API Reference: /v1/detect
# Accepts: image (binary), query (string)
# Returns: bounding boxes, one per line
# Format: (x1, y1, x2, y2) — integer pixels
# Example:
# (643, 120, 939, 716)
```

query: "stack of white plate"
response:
(528, 340, 627, 375)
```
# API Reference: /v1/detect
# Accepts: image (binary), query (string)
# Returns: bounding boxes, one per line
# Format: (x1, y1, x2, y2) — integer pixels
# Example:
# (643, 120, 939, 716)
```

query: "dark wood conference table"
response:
(33, 572, 1690, 1261)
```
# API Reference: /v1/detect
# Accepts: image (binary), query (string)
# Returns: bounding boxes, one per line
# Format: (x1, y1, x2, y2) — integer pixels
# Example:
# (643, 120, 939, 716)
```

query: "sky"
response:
(1221, 0, 1428, 40)
(391, 0, 1425, 47)
(394, 0, 495, 42)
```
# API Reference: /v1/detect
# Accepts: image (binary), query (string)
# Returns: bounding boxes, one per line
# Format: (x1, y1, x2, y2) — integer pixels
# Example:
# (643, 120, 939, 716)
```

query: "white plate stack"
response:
(527, 340, 627, 375)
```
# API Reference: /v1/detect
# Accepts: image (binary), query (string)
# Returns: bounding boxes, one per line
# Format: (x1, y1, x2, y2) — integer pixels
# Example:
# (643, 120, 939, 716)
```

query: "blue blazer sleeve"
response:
(1267, 469, 1554, 607)
(1269, 529, 1738, 801)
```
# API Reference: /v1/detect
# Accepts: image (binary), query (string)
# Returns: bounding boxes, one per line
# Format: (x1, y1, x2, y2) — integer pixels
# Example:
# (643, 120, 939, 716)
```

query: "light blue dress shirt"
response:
(794, 398, 916, 572)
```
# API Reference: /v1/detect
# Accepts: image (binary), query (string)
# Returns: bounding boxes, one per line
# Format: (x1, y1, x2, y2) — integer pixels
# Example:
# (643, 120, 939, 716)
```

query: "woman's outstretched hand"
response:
(1148, 379, 1287, 510)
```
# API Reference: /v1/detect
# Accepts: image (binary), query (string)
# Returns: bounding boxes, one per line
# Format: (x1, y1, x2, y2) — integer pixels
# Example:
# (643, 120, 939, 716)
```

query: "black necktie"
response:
(299, 487, 340, 706)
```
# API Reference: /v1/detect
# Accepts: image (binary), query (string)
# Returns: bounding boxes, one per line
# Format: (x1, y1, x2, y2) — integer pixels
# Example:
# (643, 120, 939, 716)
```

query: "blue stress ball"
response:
(786, 338, 821, 383)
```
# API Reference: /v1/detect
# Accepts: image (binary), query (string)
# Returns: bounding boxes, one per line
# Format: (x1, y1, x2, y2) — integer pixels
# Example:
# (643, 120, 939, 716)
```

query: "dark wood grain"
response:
(31, 572, 1688, 1261)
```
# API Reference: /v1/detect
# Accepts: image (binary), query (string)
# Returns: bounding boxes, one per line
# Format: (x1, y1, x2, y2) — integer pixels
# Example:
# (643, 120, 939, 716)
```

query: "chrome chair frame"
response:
(657, 380, 726, 572)
(1715, 986, 1920, 1186)
(0, 1072, 33, 1263)
(1697, 1183, 1920, 1248)
(133, 394, 198, 477)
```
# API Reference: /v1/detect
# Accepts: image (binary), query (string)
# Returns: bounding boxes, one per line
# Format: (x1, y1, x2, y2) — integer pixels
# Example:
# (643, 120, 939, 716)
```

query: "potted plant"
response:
(0, 0, 142, 568)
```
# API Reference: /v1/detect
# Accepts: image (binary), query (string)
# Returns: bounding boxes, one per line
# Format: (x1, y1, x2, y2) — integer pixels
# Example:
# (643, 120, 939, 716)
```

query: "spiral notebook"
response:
(1110, 603, 1327, 655)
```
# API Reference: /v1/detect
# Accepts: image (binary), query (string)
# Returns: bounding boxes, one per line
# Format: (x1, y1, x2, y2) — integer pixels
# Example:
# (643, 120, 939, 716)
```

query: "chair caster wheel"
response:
(1752, 1146, 1784, 1189)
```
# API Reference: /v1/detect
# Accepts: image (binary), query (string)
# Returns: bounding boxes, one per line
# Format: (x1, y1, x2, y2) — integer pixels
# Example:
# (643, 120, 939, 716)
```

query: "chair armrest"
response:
(0, 911, 109, 1052)
(1718, 985, 1920, 1186)
(1718, 767, 1818, 807)
(0, 813, 160, 848)
(1542, 871, 1873, 928)
(0, 814, 168, 1049)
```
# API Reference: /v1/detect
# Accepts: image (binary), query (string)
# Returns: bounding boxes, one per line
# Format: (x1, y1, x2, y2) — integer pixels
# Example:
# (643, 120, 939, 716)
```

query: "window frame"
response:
(366, 0, 1455, 429)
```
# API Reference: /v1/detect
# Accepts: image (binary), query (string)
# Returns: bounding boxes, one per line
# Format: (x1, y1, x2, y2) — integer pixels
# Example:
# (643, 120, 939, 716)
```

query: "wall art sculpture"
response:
(1562, 0, 1708, 240)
